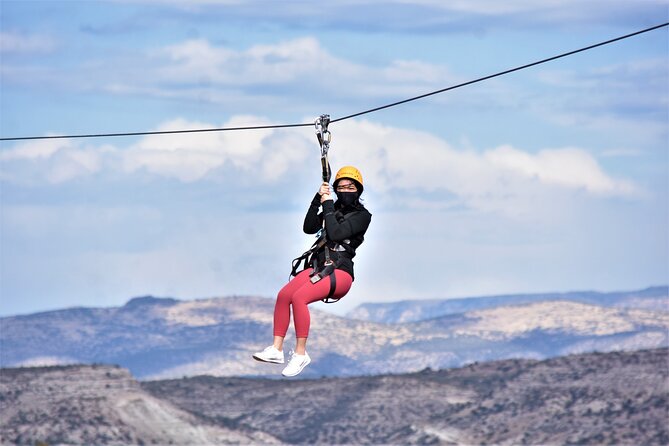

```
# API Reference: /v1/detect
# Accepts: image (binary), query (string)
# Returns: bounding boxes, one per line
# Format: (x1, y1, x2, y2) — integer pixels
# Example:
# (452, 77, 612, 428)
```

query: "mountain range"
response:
(1, 286, 667, 379)
(346, 286, 669, 323)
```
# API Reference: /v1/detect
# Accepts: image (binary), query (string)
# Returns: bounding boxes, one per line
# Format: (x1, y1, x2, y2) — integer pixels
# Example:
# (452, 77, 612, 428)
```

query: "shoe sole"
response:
(282, 357, 311, 377)
(252, 354, 284, 364)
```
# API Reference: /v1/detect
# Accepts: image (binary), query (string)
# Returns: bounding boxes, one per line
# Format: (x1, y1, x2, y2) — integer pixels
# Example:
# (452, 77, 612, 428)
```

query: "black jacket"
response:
(303, 193, 372, 280)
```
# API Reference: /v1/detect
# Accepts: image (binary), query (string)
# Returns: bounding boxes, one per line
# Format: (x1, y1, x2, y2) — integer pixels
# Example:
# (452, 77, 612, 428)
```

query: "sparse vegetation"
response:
(144, 347, 669, 445)
(0, 364, 276, 445)
(0, 349, 667, 444)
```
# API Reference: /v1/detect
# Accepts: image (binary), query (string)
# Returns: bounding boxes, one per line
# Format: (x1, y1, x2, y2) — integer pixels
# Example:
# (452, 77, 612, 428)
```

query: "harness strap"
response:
(308, 260, 341, 303)
(324, 271, 338, 303)
(323, 244, 332, 265)
(290, 230, 329, 279)
(290, 250, 311, 278)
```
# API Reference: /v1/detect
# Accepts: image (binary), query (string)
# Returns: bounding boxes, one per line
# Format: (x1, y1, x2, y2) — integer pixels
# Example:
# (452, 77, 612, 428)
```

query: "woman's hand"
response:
(319, 182, 332, 203)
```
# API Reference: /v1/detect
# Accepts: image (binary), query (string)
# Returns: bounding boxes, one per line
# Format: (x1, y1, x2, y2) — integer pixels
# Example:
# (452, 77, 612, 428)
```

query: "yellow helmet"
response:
(334, 166, 363, 188)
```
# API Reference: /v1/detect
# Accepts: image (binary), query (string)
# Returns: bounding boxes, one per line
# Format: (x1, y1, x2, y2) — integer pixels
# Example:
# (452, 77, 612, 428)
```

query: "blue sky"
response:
(1, 0, 668, 317)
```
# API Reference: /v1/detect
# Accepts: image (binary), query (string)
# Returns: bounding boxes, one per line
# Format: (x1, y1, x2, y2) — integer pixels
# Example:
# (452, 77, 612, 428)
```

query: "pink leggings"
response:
(273, 268, 353, 338)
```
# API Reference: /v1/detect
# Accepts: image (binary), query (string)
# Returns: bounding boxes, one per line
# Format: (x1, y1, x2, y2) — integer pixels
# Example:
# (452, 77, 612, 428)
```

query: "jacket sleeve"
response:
(321, 200, 372, 241)
(303, 193, 324, 234)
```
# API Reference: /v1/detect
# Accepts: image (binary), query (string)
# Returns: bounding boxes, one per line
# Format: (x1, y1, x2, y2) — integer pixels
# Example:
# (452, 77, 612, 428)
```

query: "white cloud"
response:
(0, 138, 65, 161)
(47, 147, 104, 183)
(0, 139, 110, 184)
(121, 116, 311, 182)
(5, 32, 664, 150)
(0, 31, 56, 53)
(98, 37, 666, 150)
(134, 37, 459, 102)
(485, 145, 637, 196)
(110, 0, 244, 7)
(0, 116, 639, 222)
(531, 57, 669, 141)
(393, 0, 553, 14)
(155, 37, 344, 85)
(394, 0, 668, 16)
(110, 0, 668, 29)
(537, 58, 668, 99)
(329, 120, 640, 217)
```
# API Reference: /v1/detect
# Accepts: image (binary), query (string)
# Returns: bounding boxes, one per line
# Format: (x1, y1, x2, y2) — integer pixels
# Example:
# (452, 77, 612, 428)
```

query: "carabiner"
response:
(315, 114, 331, 155)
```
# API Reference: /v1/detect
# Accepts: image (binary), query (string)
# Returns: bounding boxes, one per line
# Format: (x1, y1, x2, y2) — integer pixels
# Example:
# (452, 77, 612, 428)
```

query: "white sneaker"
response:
(281, 351, 311, 377)
(252, 346, 284, 364)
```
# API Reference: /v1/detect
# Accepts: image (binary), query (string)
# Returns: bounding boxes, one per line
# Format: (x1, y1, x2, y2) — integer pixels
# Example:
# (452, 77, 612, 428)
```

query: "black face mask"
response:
(336, 191, 358, 207)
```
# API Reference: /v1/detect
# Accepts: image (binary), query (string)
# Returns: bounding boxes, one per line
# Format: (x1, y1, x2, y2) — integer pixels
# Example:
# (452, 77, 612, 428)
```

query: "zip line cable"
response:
(1, 21, 667, 142)
(0, 122, 313, 142)
(330, 21, 669, 123)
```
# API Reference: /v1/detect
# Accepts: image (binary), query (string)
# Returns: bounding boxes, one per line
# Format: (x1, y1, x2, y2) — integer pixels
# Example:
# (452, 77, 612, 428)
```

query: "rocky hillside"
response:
(0, 364, 277, 445)
(1, 348, 666, 445)
(2, 290, 668, 379)
(142, 348, 669, 445)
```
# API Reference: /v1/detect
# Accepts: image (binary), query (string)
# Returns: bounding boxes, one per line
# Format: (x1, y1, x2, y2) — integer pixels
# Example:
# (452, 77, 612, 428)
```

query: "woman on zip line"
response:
(253, 166, 372, 377)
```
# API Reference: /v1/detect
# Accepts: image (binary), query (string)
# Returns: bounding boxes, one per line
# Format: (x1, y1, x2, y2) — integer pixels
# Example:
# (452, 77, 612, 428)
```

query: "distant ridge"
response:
(346, 286, 669, 323)
(123, 295, 180, 308)
(1, 287, 667, 379)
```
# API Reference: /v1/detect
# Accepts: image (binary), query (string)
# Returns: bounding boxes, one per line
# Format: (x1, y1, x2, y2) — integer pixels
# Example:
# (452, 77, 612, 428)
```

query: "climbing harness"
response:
(289, 221, 357, 304)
